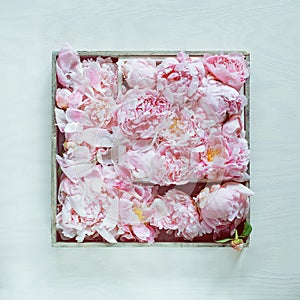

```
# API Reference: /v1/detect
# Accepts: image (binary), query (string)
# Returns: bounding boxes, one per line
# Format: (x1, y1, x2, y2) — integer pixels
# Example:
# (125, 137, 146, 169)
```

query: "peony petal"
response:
(223, 182, 254, 196)
(95, 226, 117, 243)
(55, 108, 67, 132)
(82, 128, 113, 147)
(101, 197, 119, 230)
(66, 109, 93, 126)
(132, 224, 151, 240)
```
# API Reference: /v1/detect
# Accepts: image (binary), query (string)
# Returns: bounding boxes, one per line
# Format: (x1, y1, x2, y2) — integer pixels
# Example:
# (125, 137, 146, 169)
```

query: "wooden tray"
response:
(51, 51, 250, 247)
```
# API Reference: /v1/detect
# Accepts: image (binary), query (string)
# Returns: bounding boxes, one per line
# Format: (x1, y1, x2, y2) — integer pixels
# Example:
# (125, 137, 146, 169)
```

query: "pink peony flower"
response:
(121, 143, 156, 181)
(117, 188, 160, 243)
(55, 106, 93, 133)
(158, 106, 202, 147)
(56, 88, 83, 109)
(56, 45, 118, 98)
(157, 52, 205, 104)
(117, 87, 171, 139)
(118, 224, 158, 243)
(121, 58, 157, 89)
(83, 95, 117, 130)
(190, 126, 250, 182)
(151, 189, 201, 240)
(194, 182, 254, 238)
(204, 53, 249, 91)
(98, 167, 161, 243)
(222, 114, 244, 138)
(198, 77, 247, 123)
(150, 143, 192, 185)
(82, 57, 118, 98)
(56, 145, 95, 182)
(56, 167, 113, 242)
(56, 44, 81, 88)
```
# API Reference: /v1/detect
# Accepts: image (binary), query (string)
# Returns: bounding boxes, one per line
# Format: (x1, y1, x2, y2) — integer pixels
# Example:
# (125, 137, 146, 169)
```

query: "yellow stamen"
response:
(207, 147, 221, 162)
(170, 118, 180, 132)
(133, 207, 144, 222)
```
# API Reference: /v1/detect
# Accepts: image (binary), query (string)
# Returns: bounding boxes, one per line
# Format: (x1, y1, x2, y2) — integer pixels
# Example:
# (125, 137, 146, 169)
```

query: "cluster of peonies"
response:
(55, 44, 253, 244)
(116, 51, 250, 185)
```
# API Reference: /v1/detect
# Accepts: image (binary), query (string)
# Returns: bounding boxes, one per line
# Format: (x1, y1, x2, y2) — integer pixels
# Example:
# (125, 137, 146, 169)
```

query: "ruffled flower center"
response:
(169, 118, 181, 132)
(207, 147, 221, 162)
(133, 207, 145, 222)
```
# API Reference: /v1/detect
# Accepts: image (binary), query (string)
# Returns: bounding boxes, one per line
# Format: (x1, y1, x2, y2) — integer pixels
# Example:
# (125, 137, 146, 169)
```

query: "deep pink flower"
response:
(204, 53, 249, 91)
(194, 182, 253, 238)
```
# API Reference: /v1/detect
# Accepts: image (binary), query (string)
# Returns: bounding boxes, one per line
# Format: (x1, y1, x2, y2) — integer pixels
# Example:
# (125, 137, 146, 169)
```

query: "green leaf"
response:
(240, 222, 252, 238)
(215, 238, 233, 243)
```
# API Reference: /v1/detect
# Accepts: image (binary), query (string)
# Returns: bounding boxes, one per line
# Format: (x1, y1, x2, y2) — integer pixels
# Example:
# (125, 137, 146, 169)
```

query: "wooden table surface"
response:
(0, 1, 299, 299)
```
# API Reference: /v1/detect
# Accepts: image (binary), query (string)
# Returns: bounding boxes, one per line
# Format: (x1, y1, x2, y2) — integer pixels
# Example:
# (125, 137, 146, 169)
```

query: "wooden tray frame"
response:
(51, 51, 250, 247)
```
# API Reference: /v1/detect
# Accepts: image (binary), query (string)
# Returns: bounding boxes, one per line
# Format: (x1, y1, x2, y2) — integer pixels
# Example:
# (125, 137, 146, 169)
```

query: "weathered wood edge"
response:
(52, 241, 250, 248)
(51, 52, 58, 246)
(51, 50, 251, 248)
(52, 50, 250, 57)
(244, 53, 251, 247)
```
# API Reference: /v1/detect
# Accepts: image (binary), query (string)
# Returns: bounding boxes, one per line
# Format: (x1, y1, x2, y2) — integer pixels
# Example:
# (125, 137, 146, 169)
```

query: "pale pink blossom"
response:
(118, 192, 158, 243)
(122, 58, 157, 89)
(198, 77, 247, 123)
(194, 182, 253, 238)
(56, 145, 95, 182)
(122, 144, 156, 181)
(98, 167, 161, 243)
(158, 106, 207, 147)
(56, 167, 113, 242)
(56, 45, 118, 97)
(83, 96, 117, 129)
(56, 88, 83, 109)
(222, 114, 244, 138)
(117, 87, 171, 138)
(55, 107, 93, 133)
(150, 142, 192, 185)
(100, 164, 134, 196)
(118, 224, 158, 243)
(204, 53, 249, 91)
(157, 52, 205, 104)
(160, 107, 194, 141)
(82, 57, 118, 98)
(190, 127, 250, 182)
(56, 44, 81, 88)
(151, 189, 201, 240)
